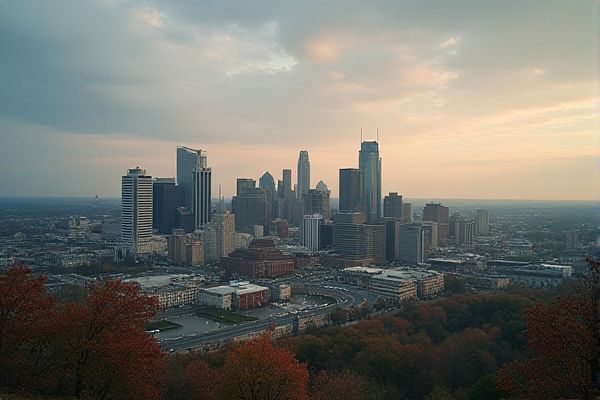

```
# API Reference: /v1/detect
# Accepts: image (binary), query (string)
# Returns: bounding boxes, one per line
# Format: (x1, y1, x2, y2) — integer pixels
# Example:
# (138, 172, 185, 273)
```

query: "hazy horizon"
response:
(0, 1, 597, 200)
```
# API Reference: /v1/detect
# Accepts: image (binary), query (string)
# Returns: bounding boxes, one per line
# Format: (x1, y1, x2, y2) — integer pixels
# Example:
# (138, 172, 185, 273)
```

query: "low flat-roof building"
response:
(198, 282, 269, 310)
(341, 267, 444, 300)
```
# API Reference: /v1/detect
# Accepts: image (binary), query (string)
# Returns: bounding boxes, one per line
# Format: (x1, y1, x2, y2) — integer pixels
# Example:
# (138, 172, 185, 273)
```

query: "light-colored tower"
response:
(476, 209, 489, 236)
(301, 214, 322, 253)
(297, 150, 310, 201)
(359, 141, 381, 223)
(212, 212, 236, 258)
(121, 167, 153, 256)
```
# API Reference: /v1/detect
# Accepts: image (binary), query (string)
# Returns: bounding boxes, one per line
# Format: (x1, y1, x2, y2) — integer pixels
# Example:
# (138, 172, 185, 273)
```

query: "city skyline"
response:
(0, 1, 597, 201)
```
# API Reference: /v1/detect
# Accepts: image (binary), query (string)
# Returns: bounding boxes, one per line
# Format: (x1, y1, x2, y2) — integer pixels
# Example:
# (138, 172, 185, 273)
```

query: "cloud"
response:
(0, 0, 596, 199)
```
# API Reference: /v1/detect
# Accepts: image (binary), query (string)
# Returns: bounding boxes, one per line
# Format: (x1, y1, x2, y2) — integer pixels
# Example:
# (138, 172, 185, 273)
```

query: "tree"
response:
(310, 370, 399, 400)
(498, 256, 600, 399)
(217, 335, 309, 400)
(329, 309, 348, 325)
(0, 264, 55, 389)
(186, 360, 221, 400)
(59, 279, 164, 400)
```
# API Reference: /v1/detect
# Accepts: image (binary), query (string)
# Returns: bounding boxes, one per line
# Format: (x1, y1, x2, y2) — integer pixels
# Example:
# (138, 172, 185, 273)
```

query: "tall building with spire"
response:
(359, 141, 382, 223)
(121, 167, 153, 256)
(297, 150, 310, 201)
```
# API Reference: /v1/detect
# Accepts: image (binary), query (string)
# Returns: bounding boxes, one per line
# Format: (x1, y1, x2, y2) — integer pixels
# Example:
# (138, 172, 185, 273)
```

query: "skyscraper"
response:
(385, 218, 401, 262)
(303, 188, 331, 221)
(177, 146, 206, 211)
(297, 150, 310, 200)
(423, 203, 449, 242)
(232, 187, 268, 234)
(193, 166, 211, 230)
(339, 168, 361, 212)
(399, 223, 425, 265)
(333, 212, 385, 264)
(121, 167, 153, 256)
(315, 180, 329, 193)
(359, 141, 382, 223)
(152, 178, 181, 234)
(476, 209, 489, 236)
(383, 192, 403, 219)
(212, 212, 236, 258)
(282, 169, 293, 200)
(237, 178, 256, 195)
(259, 172, 276, 220)
(301, 214, 322, 253)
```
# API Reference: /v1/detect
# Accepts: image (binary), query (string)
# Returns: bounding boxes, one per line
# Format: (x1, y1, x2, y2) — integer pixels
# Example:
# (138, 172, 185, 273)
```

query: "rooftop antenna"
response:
(376, 128, 379, 143)
(360, 127, 363, 143)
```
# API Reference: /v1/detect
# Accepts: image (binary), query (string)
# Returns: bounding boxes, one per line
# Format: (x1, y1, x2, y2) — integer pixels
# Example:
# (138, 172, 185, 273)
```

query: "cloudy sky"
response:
(0, 1, 597, 200)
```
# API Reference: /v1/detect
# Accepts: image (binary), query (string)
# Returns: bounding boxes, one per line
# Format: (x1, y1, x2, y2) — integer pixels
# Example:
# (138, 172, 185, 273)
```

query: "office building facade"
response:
(152, 178, 181, 234)
(303, 188, 331, 221)
(423, 203, 449, 242)
(121, 167, 153, 256)
(383, 192, 403, 219)
(297, 150, 310, 201)
(301, 214, 323, 253)
(399, 223, 425, 265)
(359, 141, 382, 223)
(339, 168, 361, 212)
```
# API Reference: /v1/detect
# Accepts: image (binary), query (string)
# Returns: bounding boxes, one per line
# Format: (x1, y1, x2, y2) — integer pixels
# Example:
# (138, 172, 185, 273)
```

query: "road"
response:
(158, 285, 370, 353)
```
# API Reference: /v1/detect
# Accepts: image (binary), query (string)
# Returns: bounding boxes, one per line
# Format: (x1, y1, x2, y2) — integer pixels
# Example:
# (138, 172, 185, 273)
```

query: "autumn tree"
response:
(217, 335, 309, 400)
(310, 370, 399, 400)
(58, 279, 164, 400)
(498, 256, 600, 399)
(0, 264, 55, 389)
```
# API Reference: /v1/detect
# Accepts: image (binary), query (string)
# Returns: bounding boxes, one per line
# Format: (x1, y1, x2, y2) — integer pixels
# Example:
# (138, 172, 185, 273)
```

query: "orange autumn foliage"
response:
(217, 335, 309, 400)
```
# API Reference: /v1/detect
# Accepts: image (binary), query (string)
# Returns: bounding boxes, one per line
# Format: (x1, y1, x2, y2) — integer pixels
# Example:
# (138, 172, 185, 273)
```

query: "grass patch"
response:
(196, 307, 257, 324)
(145, 319, 181, 332)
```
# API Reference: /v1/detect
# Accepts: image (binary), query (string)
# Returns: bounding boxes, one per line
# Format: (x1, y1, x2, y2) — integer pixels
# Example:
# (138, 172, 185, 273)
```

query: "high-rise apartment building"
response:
(168, 229, 204, 265)
(422, 221, 438, 250)
(399, 223, 425, 265)
(301, 214, 322, 253)
(423, 203, 449, 242)
(152, 178, 181, 234)
(450, 215, 475, 245)
(303, 188, 331, 221)
(359, 141, 382, 223)
(297, 150, 310, 201)
(121, 167, 153, 256)
(383, 192, 403, 219)
(339, 168, 361, 212)
(476, 209, 489, 236)
(212, 212, 236, 258)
